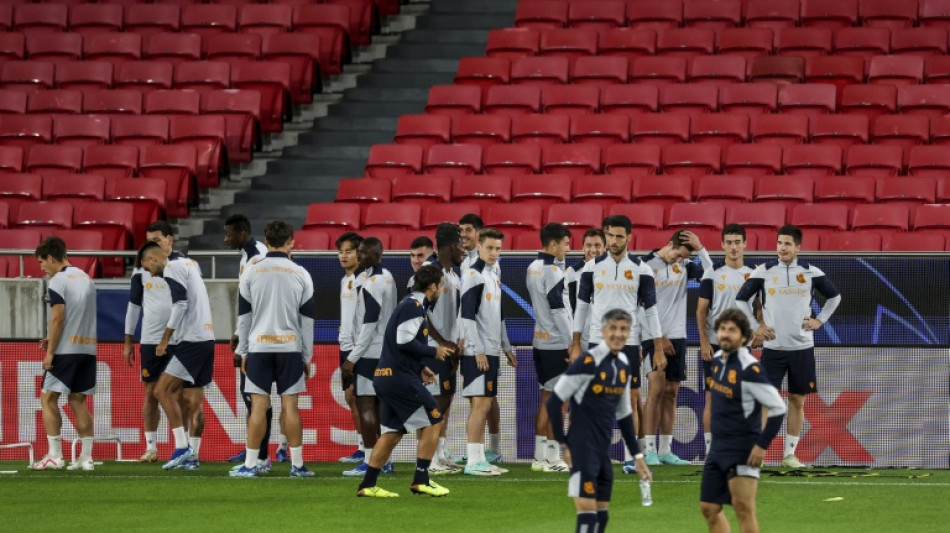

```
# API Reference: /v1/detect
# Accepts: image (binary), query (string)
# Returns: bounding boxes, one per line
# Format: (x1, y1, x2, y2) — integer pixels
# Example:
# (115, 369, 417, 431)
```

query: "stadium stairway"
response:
(186, 0, 520, 271)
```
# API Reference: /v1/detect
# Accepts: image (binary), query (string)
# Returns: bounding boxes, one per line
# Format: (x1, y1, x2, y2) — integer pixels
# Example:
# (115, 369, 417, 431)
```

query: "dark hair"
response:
(361, 236, 384, 253)
(459, 213, 484, 230)
(583, 228, 605, 245)
(478, 227, 504, 243)
(670, 229, 696, 252)
(138, 241, 162, 261)
(714, 308, 753, 343)
(540, 222, 571, 248)
(410, 236, 434, 250)
(435, 223, 461, 249)
(146, 220, 174, 237)
(335, 232, 363, 251)
(35, 236, 67, 261)
(412, 264, 443, 292)
(602, 215, 632, 235)
(722, 223, 746, 241)
(264, 220, 294, 248)
(601, 308, 632, 327)
(224, 214, 252, 234)
(778, 224, 803, 246)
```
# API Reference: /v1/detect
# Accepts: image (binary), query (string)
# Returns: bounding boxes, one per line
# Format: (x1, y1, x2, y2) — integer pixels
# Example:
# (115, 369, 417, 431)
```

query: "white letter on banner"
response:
(94, 363, 139, 444)
(205, 374, 242, 442)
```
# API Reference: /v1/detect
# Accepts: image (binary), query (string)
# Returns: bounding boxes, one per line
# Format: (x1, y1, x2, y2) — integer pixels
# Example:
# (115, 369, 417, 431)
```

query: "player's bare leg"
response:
(140, 381, 161, 462)
(729, 476, 760, 533)
(700, 502, 731, 533)
(34, 390, 67, 469)
(464, 396, 497, 474)
(246, 394, 270, 457)
(533, 390, 551, 469)
(182, 387, 205, 463)
(783, 393, 806, 467)
(355, 396, 380, 460)
(643, 370, 666, 464)
(65, 393, 94, 470)
(658, 381, 688, 464)
(573, 497, 608, 532)
(622, 389, 644, 472)
(345, 383, 362, 442)
(487, 397, 501, 460)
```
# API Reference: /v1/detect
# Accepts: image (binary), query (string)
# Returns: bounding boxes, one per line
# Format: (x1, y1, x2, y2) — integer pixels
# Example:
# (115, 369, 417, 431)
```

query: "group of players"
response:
(27, 208, 842, 531)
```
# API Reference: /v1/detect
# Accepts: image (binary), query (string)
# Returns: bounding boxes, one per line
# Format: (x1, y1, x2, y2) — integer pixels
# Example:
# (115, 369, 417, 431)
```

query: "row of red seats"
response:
(488, 26, 950, 60)
(0, 1, 400, 18)
(515, 0, 943, 32)
(0, 93, 261, 163)
(363, 142, 950, 183)
(395, 112, 950, 151)
(337, 175, 948, 208)
(0, 227, 109, 278)
(0, 144, 193, 217)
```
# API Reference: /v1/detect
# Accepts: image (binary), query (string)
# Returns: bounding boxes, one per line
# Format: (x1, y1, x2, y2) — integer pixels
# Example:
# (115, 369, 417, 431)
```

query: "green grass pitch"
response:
(0, 462, 945, 532)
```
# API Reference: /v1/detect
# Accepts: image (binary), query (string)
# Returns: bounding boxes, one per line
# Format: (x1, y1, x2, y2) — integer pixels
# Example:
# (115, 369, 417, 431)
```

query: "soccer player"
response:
(356, 265, 455, 497)
(735, 225, 842, 469)
(640, 229, 712, 466)
(547, 309, 652, 533)
(570, 215, 662, 474)
(409, 236, 433, 273)
(697, 224, 757, 456)
(700, 309, 786, 533)
(459, 228, 516, 475)
(341, 237, 397, 476)
(124, 240, 174, 463)
(224, 214, 284, 468)
(140, 241, 214, 470)
(564, 228, 606, 321)
(32, 237, 98, 471)
(230, 220, 316, 478)
(336, 232, 366, 464)
(459, 213, 483, 272)
(526, 223, 573, 473)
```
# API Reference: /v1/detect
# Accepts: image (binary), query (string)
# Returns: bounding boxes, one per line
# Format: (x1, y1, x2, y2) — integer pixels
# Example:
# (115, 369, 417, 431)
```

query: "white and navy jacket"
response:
(378, 292, 438, 378)
(125, 263, 173, 345)
(527, 252, 572, 350)
(642, 247, 712, 340)
(238, 237, 268, 275)
(736, 259, 841, 350)
(574, 253, 662, 346)
(236, 252, 315, 364)
(339, 269, 361, 352)
(347, 264, 397, 363)
(459, 258, 512, 357)
(698, 262, 756, 343)
(410, 255, 462, 348)
(564, 257, 590, 346)
(163, 255, 214, 345)
(48, 265, 97, 356)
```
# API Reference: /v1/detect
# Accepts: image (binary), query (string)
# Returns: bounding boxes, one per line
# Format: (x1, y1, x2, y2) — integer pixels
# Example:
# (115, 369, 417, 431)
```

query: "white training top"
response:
(164, 255, 214, 344)
(48, 265, 97, 355)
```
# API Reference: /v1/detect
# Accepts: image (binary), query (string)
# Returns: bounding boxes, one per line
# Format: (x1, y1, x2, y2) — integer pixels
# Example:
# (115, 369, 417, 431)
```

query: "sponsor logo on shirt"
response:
(69, 336, 97, 345)
(257, 334, 297, 343)
(374, 367, 393, 377)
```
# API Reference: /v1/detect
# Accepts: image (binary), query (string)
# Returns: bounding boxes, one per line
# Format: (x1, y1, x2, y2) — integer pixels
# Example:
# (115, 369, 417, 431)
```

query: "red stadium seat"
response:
(124, 4, 180, 35)
(719, 83, 777, 115)
(181, 5, 238, 37)
(568, 1, 625, 30)
(292, 4, 350, 76)
(603, 143, 661, 175)
(303, 202, 361, 232)
(238, 4, 292, 35)
(547, 203, 602, 228)
(775, 28, 833, 57)
(814, 176, 875, 207)
(690, 113, 749, 147)
(801, 0, 858, 29)
(0, 146, 23, 173)
(335, 178, 391, 204)
(667, 202, 725, 231)
(656, 28, 715, 57)
(662, 144, 721, 176)
(570, 57, 628, 87)
(658, 84, 718, 115)
(455, 57, 510, 94)
(27, 90, 82, 115)
(511, 174, 572, 208)
(573, 174, 633, 206)
(852, 204, 910, 235)
(881, 232, 944, 251)
(630, 113, 690, 145)
(877, 177, 936, 206)
(609, 203, 665, 229)
(144, 33, 202, 65)
(72, 201, 135, 272)
(542, 85, 599, 116)
(452, 114, 511, 147)
(834, 28, 891, 58)
(570, 114, 629, 147)
(745, 0, 800, 29)
(1, 60, 55, 91)
(632, 175, 693, 209)
(83, 33, 142, 64)
(112, 115, 169, 148)
(541, 143, 601, 175)
(930, 115, 950, 145)
(43, 174, 105, 202)
(724, 143, 783, 175)
(696, 175, 755, 204)
(25, 32, 82, 63)
(115, 61, 174, 94)
(627, 0, 682, 29)
(809, 114, 869, 148)
(756, 176, 814, 207)
(511, 230, 541, 251)
(392, 175, 451, 205)
(749, 56, 804, 84)
(511, 114, 570, 145)
(263, 33, 322, 104)
(0, 172, 42, 201)
(452, 175, 512, 206)
(790, 203, 849, 231)
(0, 115, 52, 150)
(778, 83, 836, 117)
(394, 114, 451, 149)
(15, 201, 73, 229)
(106, 177, 166, 246)
(872, 114, 930, 149)
(898, 85, 950, 116)
(784, 145, 843, 177)
(0, 32, 25, 61)
(717, 28, 773, 59)
(169, 115, 227, 187)
(422, 204, 481, 230)
(425, 85, 482, 117)
(365, 144, 423, 179)
(629, 56, 687, 85)
(146, 90, 201, 116)
(727, 203, 787, 232)
(511, 56, 570, 87)
(290, 230, 330, 251)
(364, 203, 421, 230)
(83, 145, 138, 179)
(139, 145, 196, 217)
(750, 114, 808, 146)
(328, 0, 374, 48)
(483, 203, 544, 231)
(56, 61, 113, 91)
(600, 84, 659, 115)
(845, 145, 904, 177)
(908, 145, 950, 178)
(913, 204, 950, 235)
(868, 56, 924, 86)
(13, 4, 68, 33)
(538, 29, 598, 60)
(483, 144, 541, 175)
(26, 145, 83, 176)
(920, 0, 950, 28)
(684, 0, 740, 28)
(69, 4, 123, 35)
(820, 232, 882, 251)
(424, 144, 482, 176)
(230, 61, 292, 133)
(486, 28, 540, 59)
(204, 33, 262, 63)
(861, 0, 917, 29)
(689, 56, 746, 85)
(0, 89, 27, 115)
(599, 28, 656, 60)
(515, 0, 568, 29)
(174, 62, 231, 94)
(201, 89, 262, 164)
(839, 84, 897, 118)
(0, 227, 42, 276)
(805, 56, 865, 93)
(891, 27, 948, 56)
(924, 56, 950, 83)
(484, 85, 541, 116)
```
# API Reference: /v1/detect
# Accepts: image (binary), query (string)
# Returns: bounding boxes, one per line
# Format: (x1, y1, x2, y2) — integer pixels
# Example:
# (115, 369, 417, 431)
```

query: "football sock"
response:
(489, 433, 500, 455)
(637, 438, 647, 455)
(171, 426, 188, 449)
(359, 465, 382, 490)
(535, 436, 546, 462)
(546, 440, 560, 463)
(80, 437, 93, 461)
(623, 447, 633, 462)
(189, 437, 202, 457)
(279, 433, 289, 450)
(145, 431, 157, 452)
(437, 437, 447, 461)
(704, 433, 712, 455)
(48, 435, 62, 458)
(785, 435, 800, 458)
(576, 511, 597, 533)
(290, 446, 304, 468)
(364, 447, 374, 465)
(466, 443, 484, 466)
(645, 435, 656, 453)
(413, 458, 431, 485)
(597, 510, 609, 532)
(659, 435, 673, 456)
(259, 406, 272, 460)
(244, 449, 259, 469)
(358, 437, 364, 453)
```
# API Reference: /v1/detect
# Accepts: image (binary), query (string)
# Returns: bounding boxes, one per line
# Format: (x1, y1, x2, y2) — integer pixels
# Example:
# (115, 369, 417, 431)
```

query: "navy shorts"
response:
(375, 373, 442, 434)
(354, 358, 379, 397)
(702, 344, 720, 390)
(140, 344, 168, 383)
(701, 450, 761, 505)
(164, 340, 215, 388)
(43, 353, 96, 395)
(591, 343, 641, 389)
(567, 440, 614, 502)
(423, 355, 456, 397)
(461, 355, 500, 398)
(533, 348, 569, 391)
(340, 349, 354, 391)
(642, 338, 688, 382)
(246, 352, 306, 396)
(762, 347, 816, 395)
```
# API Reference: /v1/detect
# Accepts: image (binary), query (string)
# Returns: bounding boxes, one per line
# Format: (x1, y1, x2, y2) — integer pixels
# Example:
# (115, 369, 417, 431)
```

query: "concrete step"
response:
(297, 130, 396, 146)
(402, 29, 491, 44)
(266, 158, 365, 177)
(343, 87, 430, 102)
(327, 101, 424, 117)
(282, 145, 371, 160)
(356, 72, 455, 87)
(387, 43, 488, 59)
(313, 116, 400, 132)
(416, 14, 514, 30)
(431, 0, 519, 13)
(222, 202, 311, 220)
(232, 191, 325, 207)
(372, 58, 460, 73)
(251, 173, 351, 194)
